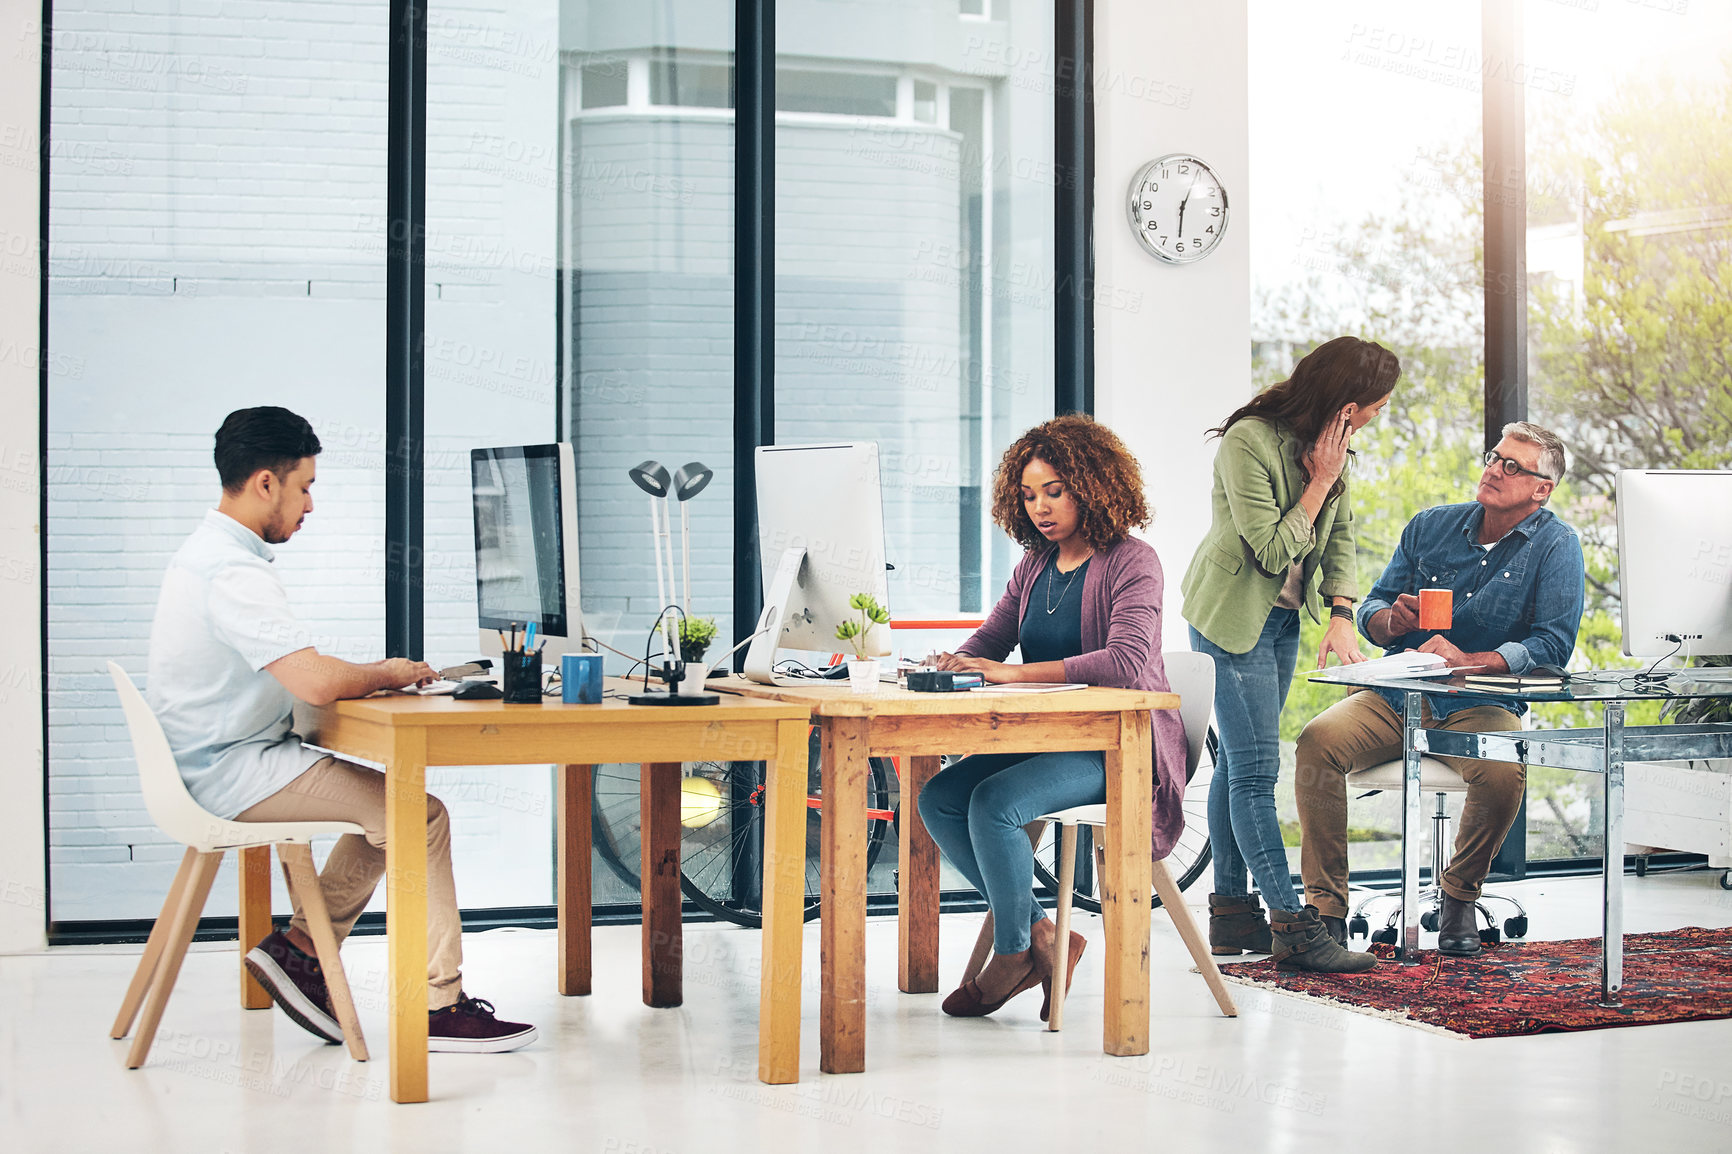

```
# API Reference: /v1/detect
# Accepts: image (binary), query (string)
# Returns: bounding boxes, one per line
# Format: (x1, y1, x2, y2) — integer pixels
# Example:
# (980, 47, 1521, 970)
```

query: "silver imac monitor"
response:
(743, 442, 893, 684)
(470, 443, 585, 664)
(1616, 469, 1732, 659)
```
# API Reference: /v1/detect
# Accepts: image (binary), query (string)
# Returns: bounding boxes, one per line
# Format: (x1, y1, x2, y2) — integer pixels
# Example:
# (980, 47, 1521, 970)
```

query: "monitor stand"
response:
(742, 546, 806, 685)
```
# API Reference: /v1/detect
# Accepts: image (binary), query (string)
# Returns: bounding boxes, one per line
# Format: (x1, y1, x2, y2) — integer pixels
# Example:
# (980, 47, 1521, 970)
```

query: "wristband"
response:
(1329, 605, 1354, 622)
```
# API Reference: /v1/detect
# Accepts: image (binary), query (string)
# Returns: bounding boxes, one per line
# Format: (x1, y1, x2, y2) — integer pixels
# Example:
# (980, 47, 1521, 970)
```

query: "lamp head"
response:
(628, 460, 670, 497)
(672, 462, 713, 501)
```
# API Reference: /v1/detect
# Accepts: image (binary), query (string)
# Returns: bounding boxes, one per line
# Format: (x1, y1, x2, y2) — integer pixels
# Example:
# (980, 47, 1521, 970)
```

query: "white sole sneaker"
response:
(427, 1025, 538, 1054)
(244, 946, 343, 1044)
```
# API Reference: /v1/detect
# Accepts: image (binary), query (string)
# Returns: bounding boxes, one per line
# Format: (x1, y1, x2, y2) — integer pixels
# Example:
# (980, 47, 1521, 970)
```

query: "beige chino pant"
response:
(238, 756, 464, 1010)
(1295, 690, 1525, 920)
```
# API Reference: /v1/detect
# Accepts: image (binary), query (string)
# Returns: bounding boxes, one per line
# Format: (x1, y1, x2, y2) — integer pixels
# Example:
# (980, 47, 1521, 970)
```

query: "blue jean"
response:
(917, 750, 1106, 954)
(1190, 610, 1302, 910)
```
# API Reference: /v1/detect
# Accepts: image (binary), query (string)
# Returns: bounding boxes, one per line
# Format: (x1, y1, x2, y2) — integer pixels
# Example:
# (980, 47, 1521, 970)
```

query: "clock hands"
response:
(1175, 170, 1203, 243)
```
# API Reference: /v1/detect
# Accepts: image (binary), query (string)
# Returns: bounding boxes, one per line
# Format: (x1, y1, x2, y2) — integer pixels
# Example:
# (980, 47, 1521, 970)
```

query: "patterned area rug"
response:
(1216, 927, 1732, 1039)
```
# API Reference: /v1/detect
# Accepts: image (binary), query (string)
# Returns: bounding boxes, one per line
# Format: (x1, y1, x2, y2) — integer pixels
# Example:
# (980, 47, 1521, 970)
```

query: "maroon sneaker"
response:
(244, 930, 343, 1044)
(427, 994, 537, 1053)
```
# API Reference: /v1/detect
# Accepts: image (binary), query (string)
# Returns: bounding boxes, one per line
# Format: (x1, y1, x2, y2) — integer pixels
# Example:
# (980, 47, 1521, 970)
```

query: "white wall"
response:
(1094, 0, 1249, 652)
(0, 0, 47, 953)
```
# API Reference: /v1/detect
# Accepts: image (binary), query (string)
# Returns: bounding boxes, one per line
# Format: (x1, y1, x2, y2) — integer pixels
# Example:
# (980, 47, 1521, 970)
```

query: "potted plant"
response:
(677, 615, 719, 695)
(835, 593, 891, 694)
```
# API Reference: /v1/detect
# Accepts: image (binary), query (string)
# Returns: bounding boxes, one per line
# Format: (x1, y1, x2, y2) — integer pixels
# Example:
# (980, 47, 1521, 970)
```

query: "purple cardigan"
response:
(956, 536, 1190, 859)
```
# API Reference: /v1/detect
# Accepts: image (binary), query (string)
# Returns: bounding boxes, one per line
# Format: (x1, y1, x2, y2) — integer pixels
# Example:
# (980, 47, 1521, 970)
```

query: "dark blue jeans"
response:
(918, 750, 1106, 954)
(1190, 610, 1302, 911)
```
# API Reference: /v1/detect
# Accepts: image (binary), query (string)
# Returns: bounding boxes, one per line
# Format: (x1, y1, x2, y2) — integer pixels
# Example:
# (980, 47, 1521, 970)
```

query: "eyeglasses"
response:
(1482, 449, 1553, 481)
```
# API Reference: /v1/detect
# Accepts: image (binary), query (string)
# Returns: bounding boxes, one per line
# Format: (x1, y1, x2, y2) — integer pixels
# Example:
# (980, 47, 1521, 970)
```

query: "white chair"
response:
(1038, 650, 1237, 1031)
(1344, 757, 1529, 944)
(105, 662, 369, 1068)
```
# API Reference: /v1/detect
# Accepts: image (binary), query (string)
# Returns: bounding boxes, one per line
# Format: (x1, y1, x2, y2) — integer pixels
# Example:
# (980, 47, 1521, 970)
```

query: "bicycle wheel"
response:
(1032, 725, 1216, 913)
(589, 728, 895, 928)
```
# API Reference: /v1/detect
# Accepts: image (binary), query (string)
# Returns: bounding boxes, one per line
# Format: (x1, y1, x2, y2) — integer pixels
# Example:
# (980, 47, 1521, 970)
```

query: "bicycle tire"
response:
(589, 728, 895, 928)
(1032, 725, 1217, 913)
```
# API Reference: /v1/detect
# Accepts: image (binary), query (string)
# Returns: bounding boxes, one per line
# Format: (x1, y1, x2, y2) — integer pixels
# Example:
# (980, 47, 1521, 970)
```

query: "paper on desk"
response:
(1309, 651, 1450, 684)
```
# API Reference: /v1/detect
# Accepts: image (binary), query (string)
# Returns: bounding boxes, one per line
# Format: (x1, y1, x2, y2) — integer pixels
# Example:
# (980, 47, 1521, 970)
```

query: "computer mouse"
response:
(451, 681, 504, 701)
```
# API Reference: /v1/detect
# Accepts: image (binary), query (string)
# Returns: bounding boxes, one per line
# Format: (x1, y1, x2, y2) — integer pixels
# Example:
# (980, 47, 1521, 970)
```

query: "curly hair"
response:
(989, 414, 1150, 551)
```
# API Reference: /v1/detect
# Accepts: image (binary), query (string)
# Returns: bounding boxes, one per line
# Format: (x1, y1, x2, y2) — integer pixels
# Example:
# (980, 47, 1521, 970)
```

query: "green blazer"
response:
(1180, 416, 1358, 653)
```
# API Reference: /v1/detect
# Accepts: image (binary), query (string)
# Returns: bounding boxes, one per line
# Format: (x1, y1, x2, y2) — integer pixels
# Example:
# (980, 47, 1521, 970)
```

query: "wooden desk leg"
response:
(641, 761, 683, 1007)
(898, 755, 941, 994)
(821, 717, 870, 1074)
(558, 765, 594, 997)
(238, 845, 273, 1009)
(1102, 710, 1153, 1058)
(759, 719, 809, 1084)
(385, 728, 430, 1104)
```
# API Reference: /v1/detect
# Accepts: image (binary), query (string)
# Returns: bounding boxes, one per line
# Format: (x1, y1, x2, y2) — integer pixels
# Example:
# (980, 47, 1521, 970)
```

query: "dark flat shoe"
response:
(1039, 932, 1087, 1022)
(941, 963, 1043, 1018)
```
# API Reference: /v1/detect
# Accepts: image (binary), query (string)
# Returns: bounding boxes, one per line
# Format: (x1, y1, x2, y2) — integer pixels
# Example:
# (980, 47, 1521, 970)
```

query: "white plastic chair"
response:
(1037, 651, 1236, 1030)
(105, 662, 369, 1067)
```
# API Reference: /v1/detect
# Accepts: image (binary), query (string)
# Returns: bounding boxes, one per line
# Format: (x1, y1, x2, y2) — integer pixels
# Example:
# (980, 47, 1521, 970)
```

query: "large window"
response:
(42, 0, 1078, 932)
(1521, 0, 1732, 862)
(46, 4, 390, 920)
(1249, 0, 1486, 879)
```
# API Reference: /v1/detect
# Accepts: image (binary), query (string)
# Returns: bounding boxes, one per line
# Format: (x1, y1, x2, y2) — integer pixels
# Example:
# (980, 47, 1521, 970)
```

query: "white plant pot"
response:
(677, 661, 709, 696)
(847, 658, 879, 694)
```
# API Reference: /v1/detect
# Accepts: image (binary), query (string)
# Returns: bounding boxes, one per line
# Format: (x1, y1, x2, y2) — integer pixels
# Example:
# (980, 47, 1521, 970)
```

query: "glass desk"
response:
(1308, 668, 1732, 1005)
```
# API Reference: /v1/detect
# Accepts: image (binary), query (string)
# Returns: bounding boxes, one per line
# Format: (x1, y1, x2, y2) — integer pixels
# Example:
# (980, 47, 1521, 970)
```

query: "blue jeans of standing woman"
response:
(918, 750, 1106, 954)
(1189, 609, 1302, 910)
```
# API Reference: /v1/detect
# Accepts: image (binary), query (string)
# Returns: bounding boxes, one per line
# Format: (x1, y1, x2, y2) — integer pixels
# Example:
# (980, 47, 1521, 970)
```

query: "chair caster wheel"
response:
(1720, 870, 1732, 892)
(1479, 926, 1501, 945)
(1347, 916, 1369, 939)
(1504, 916, 1528, 939)
(1420, 910, 1439, 932)
(1371, 927, 1397, 946)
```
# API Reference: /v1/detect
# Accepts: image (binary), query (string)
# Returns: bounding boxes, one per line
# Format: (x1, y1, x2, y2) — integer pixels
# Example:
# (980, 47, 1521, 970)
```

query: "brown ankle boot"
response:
(1208, 893, 1272, 955)
(1270, 906, 1376, 973)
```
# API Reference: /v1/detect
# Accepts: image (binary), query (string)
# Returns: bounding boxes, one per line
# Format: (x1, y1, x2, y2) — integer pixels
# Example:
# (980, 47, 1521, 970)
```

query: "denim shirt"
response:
(1355, 501, 1585, 718)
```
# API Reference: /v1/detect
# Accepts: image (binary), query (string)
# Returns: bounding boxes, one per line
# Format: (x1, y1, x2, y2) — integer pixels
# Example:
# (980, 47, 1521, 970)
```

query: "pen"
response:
(498, 630, 508, 651)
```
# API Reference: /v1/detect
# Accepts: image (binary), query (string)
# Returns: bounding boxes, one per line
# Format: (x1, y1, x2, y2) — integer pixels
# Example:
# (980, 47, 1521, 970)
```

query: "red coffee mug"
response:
(1418, 588, 1453, 631)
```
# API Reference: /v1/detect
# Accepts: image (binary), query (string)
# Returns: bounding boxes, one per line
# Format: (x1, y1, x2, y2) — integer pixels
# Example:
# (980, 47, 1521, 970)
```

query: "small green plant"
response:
(835, 593, 891, 660)
(1661, 654, 1732, 725)
(679, 615, 719, 663)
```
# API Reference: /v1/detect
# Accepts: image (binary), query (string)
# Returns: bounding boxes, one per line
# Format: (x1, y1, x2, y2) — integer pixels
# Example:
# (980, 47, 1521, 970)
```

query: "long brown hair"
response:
(1209, 335, 1400, 497)
(989, 414, 1150, 551)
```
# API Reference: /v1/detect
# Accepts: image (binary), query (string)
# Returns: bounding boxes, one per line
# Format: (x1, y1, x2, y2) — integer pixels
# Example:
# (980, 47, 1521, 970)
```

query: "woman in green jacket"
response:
(1180, 336, 1399, 973)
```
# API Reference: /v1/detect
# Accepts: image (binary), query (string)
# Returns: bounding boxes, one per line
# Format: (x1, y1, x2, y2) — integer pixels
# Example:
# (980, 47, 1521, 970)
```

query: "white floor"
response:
(5, 872, 1732, 1153)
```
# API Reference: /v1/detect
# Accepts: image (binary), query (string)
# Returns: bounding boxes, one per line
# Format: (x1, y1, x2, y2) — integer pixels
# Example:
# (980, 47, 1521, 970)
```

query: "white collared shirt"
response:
(146, 510, 324, 819)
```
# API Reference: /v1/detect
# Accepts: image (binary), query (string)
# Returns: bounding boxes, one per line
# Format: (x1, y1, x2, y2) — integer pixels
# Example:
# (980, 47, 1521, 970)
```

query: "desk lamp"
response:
(627, 458, 717, 705)
(671, 462, 713, 618)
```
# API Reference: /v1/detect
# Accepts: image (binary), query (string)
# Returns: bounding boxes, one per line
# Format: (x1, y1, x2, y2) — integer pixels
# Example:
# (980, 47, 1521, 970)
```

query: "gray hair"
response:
(1502, 421, 1567, 483)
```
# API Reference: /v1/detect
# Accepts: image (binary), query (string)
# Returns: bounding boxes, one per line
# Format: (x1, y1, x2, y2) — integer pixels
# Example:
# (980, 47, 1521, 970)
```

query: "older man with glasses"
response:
(1292, 422, 1586, 958)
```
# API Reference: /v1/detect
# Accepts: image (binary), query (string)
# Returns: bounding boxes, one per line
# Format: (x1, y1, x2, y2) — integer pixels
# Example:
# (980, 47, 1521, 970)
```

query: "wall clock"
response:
(1127, 154, 1229, 264)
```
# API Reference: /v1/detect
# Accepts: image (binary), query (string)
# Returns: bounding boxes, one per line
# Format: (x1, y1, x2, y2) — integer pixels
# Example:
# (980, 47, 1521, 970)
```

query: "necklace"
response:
(1045, 554, 1089, 614)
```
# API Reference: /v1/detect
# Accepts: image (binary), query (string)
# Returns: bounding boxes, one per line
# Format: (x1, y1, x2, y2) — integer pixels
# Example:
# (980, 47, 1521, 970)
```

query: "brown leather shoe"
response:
(1039, 932, 1087, 1022)
(941, 958, 1044, 1018)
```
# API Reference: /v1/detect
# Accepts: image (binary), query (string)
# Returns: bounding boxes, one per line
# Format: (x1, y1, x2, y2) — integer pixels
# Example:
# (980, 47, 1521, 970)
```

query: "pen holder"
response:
(501, 648, 544, 704)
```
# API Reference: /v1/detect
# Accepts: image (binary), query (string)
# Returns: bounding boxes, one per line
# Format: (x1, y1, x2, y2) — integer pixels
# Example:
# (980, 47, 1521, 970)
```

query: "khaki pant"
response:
(238, 756, 463, 1010)
(1295, 690, 1525, 919)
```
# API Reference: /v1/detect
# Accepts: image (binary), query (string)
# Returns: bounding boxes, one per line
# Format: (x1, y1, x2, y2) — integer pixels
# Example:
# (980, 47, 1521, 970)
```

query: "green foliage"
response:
(678, 615, 718, 662)
(835, 592, 891, 660)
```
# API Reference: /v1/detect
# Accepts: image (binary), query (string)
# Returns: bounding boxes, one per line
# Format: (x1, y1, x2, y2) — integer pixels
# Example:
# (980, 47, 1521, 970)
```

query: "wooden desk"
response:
(282, 687, 811, 1103)
(717, 677, 1175, 1079)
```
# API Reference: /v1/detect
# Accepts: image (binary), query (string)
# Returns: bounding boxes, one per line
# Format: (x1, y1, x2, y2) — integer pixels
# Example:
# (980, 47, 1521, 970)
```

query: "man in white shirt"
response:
(147, 406, 534, 1053)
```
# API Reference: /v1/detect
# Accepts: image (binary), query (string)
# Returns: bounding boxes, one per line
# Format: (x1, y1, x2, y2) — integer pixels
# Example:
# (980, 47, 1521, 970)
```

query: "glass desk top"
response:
(1308, 667, 1732, 705)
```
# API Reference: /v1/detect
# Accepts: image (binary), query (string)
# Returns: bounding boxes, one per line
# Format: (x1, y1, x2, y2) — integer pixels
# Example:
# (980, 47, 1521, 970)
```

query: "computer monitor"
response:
(470, 443, 585, 664)
(1616, 469, 1732, 659)
(743, 442, 893, 684)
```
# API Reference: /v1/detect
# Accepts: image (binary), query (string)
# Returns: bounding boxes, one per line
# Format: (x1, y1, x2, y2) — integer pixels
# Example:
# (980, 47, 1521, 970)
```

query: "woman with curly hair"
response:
(1180, 335, 1398, 974)
(918, 414, 1188, 1019)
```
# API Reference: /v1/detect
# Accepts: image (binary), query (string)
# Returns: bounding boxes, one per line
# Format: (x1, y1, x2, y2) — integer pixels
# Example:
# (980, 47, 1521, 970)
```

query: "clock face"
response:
(1127, 154, 1229, 264)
